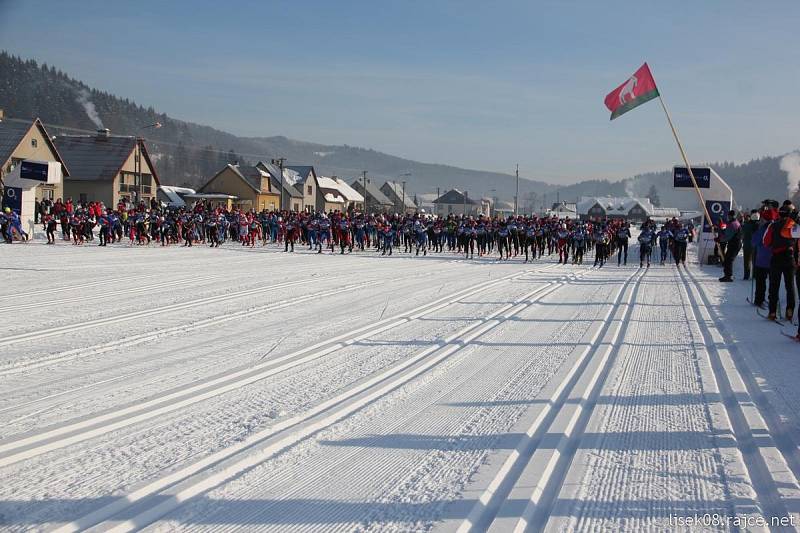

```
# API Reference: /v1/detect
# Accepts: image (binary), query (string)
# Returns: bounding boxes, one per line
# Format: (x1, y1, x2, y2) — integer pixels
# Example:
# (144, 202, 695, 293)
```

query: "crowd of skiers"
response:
(2, 198, 703, 271)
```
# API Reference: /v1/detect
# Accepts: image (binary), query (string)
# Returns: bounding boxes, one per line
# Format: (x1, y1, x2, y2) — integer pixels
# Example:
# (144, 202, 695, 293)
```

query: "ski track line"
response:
(0, 264, 446, 377)
(2, 258, 361, 340)
(0, 271, 233, 314)
(0, 268, 536, 423)
(684, 267, 800, 488)
(0, 278, 321, 348)
(215, 281, 616, 531)
(678, 267, 800, 523)
(55, 267, 593, 533)
(454, 267, 643, 533)
(495, 268, 647, 533)
(0, 266, 550, 466)
(0, 250, 271, 302)
(0, 277, 372, 417)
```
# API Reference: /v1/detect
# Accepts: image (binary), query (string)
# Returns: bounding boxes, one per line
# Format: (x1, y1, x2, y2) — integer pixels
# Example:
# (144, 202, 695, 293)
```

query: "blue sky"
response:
(1, 0, 798, 183)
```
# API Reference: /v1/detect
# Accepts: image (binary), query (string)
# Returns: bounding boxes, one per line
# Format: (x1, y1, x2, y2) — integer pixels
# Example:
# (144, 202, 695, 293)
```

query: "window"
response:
(31, 138, 38, 148)
(307, 185, 312, 195)
(79, 193, 88, 204)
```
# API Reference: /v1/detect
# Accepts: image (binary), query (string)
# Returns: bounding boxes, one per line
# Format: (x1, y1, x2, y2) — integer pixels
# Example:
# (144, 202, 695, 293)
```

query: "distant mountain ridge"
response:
(0, 50, 793, 210)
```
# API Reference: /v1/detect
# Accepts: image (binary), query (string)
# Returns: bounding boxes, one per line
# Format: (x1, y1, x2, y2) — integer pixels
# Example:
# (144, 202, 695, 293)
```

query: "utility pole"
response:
(463, 190, 468, 216)
(271, 157, 286, 211)
(362, 171, 368, 214)
(134, 122, 161, 207)
(436, 186, 440, 216)
(401, 180, 406, 214)
(514, 164, 519, 216)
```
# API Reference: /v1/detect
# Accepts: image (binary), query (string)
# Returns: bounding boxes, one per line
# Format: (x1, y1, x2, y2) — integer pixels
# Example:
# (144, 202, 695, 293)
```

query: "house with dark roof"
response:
(0, 115, 69, 229)
(380, 181, 418, 214)
(284, 165, 327, 212)
(197, 163, 281, 211)
(350, 179, 394, 213)
(55, 129, 160, 207)
(255, 161, 304, 212)
(433, 189, 484, 217)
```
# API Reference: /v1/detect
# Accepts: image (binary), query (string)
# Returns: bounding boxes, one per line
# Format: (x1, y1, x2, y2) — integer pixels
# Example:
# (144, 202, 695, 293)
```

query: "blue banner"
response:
(703, 199, 730, 233)
(674, 167, 711, 189)
(2, 187, 23, 213)
(20, 160, 49, 182)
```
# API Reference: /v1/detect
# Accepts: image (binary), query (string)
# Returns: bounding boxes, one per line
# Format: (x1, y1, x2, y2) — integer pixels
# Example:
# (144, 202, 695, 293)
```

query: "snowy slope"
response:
(1, 241, 799, 532)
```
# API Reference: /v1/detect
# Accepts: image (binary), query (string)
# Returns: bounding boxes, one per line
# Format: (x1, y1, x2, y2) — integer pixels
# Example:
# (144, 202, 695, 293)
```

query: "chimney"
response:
(96, 128, 110, 140)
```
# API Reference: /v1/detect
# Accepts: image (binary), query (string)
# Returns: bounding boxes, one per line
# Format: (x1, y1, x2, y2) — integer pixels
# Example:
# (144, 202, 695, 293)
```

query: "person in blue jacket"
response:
(751, 213, 771, 308)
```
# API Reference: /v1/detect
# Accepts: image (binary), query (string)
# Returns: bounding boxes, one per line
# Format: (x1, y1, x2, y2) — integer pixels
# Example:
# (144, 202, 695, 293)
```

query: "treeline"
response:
(0, 51, 248, 187)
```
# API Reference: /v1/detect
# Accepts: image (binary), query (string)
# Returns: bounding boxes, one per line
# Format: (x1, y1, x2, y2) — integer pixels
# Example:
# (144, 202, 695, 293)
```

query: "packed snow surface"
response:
(1, 242, 800, 532)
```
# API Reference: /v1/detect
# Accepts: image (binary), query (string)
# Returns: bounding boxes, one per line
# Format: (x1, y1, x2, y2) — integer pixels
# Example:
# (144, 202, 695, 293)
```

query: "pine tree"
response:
(646, 184, 661, 207)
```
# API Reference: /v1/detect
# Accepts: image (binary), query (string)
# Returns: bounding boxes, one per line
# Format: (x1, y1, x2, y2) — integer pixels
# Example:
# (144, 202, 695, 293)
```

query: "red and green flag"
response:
(604, 63, 659, 120)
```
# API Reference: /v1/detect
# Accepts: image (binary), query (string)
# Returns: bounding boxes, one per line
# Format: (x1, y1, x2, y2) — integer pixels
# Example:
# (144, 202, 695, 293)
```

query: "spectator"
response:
(751, 211, 770, 307)
(718, 210, 742, 282)
(763, 204, 798, 321)
(741, 210, 759, 280)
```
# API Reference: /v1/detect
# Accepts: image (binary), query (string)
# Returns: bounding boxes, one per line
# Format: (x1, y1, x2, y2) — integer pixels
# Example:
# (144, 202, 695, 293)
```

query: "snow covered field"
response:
(2, 241, 800, 532)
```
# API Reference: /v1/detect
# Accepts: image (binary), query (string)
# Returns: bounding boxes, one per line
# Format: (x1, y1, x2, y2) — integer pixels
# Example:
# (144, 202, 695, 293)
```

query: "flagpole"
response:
(655, 94, 713, 230)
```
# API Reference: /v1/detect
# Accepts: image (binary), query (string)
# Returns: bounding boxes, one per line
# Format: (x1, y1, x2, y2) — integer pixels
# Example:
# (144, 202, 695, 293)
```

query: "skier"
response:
(616, 222, 631, 266)
(657, 225, 673, 265)
(638, 225, 655, 268)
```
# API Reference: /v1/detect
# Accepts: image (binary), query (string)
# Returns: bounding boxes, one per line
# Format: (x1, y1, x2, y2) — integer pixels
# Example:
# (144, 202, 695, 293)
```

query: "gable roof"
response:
(381, 181, 417, 208)
(233, 164, 268, 192)
(331, 177, 364, 203)
(577, 196, 654, 217)
(434, 189, 477, 205)
(55, 134, 159, 184)
(351, 179, 394, 206)
(284, 165, 315, 182)
(0, 118, 70, 176)
(256, 161, 303, 198)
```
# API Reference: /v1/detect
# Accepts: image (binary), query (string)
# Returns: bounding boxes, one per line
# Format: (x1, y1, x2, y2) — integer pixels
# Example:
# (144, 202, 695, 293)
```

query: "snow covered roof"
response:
(282, 168, 303, 186)
(322, 191, 345, 203)
(331, 178, 364, 203)
(159, 186, 196, 206)
(577, 196, 654, 216)
(381, 181, 418, 208)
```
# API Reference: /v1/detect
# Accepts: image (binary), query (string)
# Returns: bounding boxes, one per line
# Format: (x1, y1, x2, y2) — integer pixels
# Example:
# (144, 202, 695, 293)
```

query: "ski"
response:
(756, 308, 785, 325)
(781, 330, 800, 341)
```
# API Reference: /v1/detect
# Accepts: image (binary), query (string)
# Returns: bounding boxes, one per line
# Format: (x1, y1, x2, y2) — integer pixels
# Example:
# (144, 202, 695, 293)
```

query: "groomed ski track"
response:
(1, 242, 799, 532)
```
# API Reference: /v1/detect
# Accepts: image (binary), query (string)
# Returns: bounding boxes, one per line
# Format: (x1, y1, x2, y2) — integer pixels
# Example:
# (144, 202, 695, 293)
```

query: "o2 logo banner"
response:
(703, 200, 730, 233)
(2, 187, 23, 213)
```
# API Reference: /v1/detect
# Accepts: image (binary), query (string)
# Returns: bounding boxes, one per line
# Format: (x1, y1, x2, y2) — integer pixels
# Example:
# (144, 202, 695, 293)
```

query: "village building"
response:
(197, 163, 280, 211)
(328, 177, 364, 212)
(381, 181, 417, 214)
(0, 114, 69, 231)
(577, 196, 681, 224)
(547, 201, 578, 218)
(433, 189, 485, 217)
(414, 192, 438, 214)
(351, 179, 394, 213)
(493, 200, 515, 218)
(56, 129, 160, 207)
(255, 161, 304, 212)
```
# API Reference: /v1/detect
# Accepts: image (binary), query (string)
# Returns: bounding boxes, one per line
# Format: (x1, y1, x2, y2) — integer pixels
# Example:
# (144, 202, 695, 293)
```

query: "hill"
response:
(0, 50, 794, 210)
(0, 51, 556, 202)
